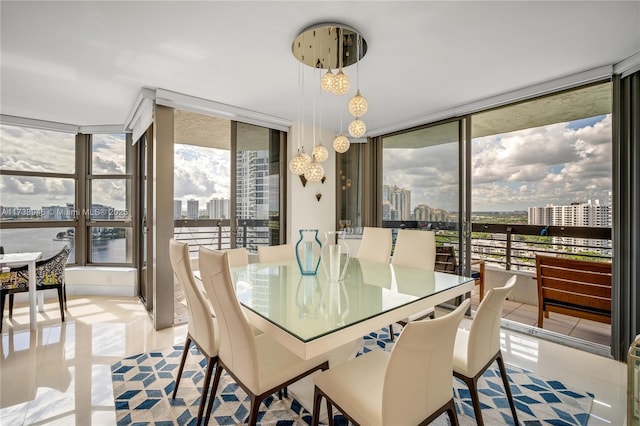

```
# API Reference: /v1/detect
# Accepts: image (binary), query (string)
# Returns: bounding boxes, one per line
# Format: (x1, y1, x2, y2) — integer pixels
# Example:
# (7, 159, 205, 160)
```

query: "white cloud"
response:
(384, 114, 612, 212)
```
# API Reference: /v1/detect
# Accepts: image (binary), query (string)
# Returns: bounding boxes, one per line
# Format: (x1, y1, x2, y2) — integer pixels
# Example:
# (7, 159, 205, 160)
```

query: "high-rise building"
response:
(236, 150, 270, 249)
(528, 200, 611, 227)
(173, 200, 182, 219)
(207, 198, 230, 219)
(186, 199, 199, 219)
(383, 184, 412, 220)
(528, 200, 611, 253)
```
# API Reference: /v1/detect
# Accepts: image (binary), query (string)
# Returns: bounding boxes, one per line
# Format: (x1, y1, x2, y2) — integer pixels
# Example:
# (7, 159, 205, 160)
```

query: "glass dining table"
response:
(230, 257, 475, 360)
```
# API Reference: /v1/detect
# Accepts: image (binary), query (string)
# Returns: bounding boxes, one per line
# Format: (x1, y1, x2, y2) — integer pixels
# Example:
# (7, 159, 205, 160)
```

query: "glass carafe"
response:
(321, 230, 351, 282)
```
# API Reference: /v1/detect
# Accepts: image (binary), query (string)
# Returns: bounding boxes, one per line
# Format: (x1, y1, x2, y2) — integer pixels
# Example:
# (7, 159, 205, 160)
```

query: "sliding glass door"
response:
(381, 120, 465, 266)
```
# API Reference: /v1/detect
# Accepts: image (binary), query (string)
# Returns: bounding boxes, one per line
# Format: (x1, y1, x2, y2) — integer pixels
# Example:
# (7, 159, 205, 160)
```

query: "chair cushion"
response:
(314, 349, 388, 425)
(254, 334, 328, 395)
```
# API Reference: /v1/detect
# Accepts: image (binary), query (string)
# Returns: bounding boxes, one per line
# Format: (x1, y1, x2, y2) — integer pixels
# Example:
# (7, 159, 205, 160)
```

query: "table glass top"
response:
(230, 258, 473, 343)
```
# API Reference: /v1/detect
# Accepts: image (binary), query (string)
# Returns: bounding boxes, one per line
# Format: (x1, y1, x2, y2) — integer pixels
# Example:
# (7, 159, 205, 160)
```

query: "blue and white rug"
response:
(111, 327, 593, 425)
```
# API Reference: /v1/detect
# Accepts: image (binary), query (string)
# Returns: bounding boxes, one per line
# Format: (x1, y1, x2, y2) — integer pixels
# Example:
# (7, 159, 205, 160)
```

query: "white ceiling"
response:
(1, 1, 639, 136)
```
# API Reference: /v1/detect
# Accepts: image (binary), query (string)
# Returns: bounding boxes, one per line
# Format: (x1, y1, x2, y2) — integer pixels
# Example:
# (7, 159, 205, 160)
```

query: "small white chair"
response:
(356, 227, 392, 263)
(391, 229, 436, 269)
(198, 246, 330, 425)
(312, 298, 471, 426)
(169, 239, 218, 425)
(389, 229, 437, 339)
(453, 275, 519, 426)
(226, 247, 249, 267)
(257, 243, 295, 263)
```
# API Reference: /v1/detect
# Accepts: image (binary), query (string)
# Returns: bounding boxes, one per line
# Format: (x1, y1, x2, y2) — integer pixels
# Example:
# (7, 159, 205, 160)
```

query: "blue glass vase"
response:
(295, 229, 322, 275)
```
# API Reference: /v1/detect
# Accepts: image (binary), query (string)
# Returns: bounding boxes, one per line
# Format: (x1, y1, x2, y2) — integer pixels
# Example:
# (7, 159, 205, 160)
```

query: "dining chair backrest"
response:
(382, 298, 470, 424)
(356, 227, 392, 263)
(466, 275, 516, 375)
(391, 229, 436, 270)
(169, 239, 217, 357)
(199, 246, 259, 390)
(226, 247, 249, 268)
(257, 244, 294, 263)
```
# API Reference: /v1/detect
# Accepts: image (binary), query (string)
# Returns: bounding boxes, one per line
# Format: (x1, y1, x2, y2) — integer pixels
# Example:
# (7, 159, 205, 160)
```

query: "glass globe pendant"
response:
(320, 68, 335, 93)
(348, 118, 366, 138)
(305, 161, 324, 183)
(333, 135, 350, 153)
(312, 144, 329, 163)
(348, 90, 368, 117)
(332, 69, 350, 95)
(289, 149, 311, 175)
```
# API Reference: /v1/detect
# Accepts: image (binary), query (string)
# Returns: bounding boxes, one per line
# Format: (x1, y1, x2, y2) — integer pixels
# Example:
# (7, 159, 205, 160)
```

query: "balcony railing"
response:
(173, 219, 273, 257)
(174, 219, 612, 270)
(382, 220, 612, 271)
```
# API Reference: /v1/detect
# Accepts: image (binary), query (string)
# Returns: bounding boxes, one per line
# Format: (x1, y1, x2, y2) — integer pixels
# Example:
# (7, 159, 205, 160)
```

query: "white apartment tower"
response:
(173, 200, 182, 219)
(528, 200, 611, 253)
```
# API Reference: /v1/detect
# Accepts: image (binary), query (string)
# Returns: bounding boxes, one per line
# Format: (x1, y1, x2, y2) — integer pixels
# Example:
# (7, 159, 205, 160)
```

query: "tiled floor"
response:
(1, 294, 628, 425)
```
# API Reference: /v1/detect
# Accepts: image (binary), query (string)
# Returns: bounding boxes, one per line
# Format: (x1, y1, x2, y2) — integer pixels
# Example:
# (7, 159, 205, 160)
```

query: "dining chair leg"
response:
(247, 394, 261, 425)
(311, 387, 322, 426)
(0, 293, 5, 333)
(196, 356, 216, 425)
(457, 373, 484, 426)
(389, 324, 395, 341)
(56, 286, 65, 321)
(445, 399, 459, 426)
(204, 364, 224, 426)
(496, 353, 519, 425)
(326, 396, 334, 426)
(172, 336, 192, 399)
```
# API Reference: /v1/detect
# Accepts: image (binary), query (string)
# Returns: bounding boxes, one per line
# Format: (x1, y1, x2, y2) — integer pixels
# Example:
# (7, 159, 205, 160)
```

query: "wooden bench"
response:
(535, 254, 612, 328)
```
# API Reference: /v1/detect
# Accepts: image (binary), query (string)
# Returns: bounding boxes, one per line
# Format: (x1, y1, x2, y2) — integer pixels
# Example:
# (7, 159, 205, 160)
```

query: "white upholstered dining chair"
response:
(356, 227, 392, 263)
(198, 246, 330, 425)
(257, 243, 295, 263)
(453, 275, 519, 426)
(312, 298, 471, 426)
(225, 246, 249, 267)
(168, 239, 218, 425)
(388, 229, 437, 339)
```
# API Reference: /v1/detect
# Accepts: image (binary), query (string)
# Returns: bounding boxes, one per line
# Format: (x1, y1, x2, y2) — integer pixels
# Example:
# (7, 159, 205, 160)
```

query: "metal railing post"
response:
(505, 226, 513, 270)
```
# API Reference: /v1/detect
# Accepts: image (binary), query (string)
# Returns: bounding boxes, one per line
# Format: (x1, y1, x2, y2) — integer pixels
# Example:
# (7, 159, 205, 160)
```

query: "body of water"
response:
(0, 227, 127, 263)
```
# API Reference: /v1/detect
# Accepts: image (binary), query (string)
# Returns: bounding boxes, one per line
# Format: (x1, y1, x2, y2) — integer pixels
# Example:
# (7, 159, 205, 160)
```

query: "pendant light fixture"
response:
(289, 59, 311, 175)
(331, 27, 350, 96)
(312, 69, 329, 163)
(348, 34, 368, 117)
(333, 115, 350, 153)
(291, 23, 368, 168)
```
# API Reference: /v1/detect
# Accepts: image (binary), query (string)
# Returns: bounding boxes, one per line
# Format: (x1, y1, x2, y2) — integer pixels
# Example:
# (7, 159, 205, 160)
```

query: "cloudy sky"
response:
(1, 114, 612, 213)
(384, 114, 612, 212)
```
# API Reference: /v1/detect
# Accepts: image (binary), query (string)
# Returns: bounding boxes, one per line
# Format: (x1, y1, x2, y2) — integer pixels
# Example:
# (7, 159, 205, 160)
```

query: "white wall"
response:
(287, 122, 336, 245)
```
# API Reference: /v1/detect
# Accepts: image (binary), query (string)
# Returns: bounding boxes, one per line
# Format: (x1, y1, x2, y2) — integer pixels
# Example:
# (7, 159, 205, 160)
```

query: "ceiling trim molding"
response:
(367, 65, 613, 137)
(154, 88, 292, 132)
(614, 51, 640, 78)
(0, 114, 78, 133)
(79, 125, 126, 134)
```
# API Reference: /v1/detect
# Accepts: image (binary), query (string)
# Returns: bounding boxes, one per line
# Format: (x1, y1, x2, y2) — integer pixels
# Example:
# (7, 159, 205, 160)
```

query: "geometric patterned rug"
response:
(111, 326, 593, 426)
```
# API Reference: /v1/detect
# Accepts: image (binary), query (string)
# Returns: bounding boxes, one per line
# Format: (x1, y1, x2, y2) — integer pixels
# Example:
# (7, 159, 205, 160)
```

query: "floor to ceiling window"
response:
(469, 81, 613, 348)
(0, 122, 134, 266)
(87, 133, 133, 264)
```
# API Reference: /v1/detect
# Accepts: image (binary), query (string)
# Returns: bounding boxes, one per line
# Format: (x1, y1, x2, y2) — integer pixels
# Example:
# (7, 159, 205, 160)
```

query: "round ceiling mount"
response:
(291, 22, 367, 69)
